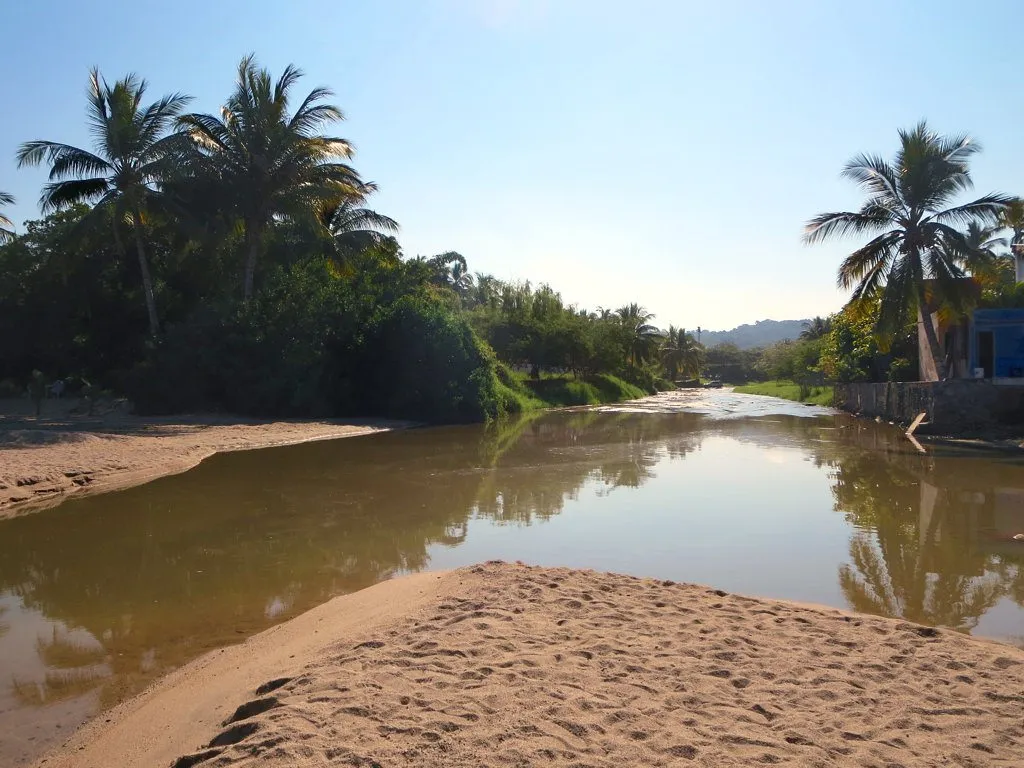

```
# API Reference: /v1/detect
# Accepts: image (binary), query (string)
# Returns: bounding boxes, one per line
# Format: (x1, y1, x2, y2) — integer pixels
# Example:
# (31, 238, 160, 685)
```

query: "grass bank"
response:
(732, 380, 834, 406)
(495, 367, 649, 411)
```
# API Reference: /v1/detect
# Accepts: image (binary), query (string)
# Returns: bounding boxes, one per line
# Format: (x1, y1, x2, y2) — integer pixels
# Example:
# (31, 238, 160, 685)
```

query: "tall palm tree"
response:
(800, 316, 832, 341)
(616, 303, 660, 366)
(16, 70, 190, 335)
(178, 55, 364, 300)
(0, 191, 15, 243)
(803, 121, 1011, 379)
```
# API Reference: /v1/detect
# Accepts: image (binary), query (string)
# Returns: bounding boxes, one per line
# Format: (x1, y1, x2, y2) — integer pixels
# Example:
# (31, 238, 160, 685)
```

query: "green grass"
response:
(495, 366, 648, 410)
(732, 380, 834, 406)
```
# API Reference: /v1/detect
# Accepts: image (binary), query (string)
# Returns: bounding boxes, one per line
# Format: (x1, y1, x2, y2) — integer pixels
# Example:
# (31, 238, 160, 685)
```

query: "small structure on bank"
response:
(919, 307, 1024, 383)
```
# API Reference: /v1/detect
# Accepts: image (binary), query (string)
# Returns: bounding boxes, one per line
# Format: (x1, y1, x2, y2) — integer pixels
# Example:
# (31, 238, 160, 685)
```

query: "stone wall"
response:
(834, 380, 1024, 434)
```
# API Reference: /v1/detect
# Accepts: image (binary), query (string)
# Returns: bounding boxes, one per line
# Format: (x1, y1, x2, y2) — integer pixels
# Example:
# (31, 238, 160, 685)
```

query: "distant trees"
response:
(800, 316, 832, 341)
(805, 121, 1012, 379)
(661, 327, 703, 380)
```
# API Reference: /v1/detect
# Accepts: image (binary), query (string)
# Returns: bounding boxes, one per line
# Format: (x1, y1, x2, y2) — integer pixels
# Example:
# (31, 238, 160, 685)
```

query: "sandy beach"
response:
(0, 398, 405, 518)
(34, 561, 1024, 767)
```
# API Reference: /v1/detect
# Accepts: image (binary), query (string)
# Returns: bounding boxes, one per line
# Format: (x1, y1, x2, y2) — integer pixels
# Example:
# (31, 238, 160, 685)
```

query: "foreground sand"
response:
(0, 399, 403, 518)
(38, 562, 1024, 768)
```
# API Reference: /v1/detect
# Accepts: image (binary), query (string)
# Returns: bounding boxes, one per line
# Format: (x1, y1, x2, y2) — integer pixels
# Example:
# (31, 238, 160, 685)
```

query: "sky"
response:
(3, 0, 1024, 331)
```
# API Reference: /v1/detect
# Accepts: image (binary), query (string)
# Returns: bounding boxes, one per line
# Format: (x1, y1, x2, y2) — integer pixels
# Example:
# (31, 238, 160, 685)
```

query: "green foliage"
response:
(128, 259, 507, 423)
(516, 372, 646, 408)
(817, 303, 918, 383)
(756, 338, 822, 383)
(704, 342, 763, 383)
(355, 297, 502, 423)
(733, 380, 834, 406)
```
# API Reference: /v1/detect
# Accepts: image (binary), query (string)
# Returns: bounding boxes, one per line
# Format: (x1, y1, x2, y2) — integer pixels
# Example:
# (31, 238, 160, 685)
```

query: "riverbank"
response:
(38, 561, 1024, 768)
(0, 398, 405, 518)
(732, 380, 835, 406)
(509, 371, 650, 408)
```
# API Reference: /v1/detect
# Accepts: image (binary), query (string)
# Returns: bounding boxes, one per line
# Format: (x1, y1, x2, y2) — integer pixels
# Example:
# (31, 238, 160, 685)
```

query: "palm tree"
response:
(415, 251, 473, 295)
(16, 70, 190, 335)
(616, 303, 660, 366)
(321, 187, 399, 262)
(178, 56, 365, 300)
(800, 316, 832, 341)
(999, 198, 1024, 282)
(963, 221, 1011, 286)
(661, 326, 704, 379)
(0, 191, 15, 243)
(803, 121, 1011, 379)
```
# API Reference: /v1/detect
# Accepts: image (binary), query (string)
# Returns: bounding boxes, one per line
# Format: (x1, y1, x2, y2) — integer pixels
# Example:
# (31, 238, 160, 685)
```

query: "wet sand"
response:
(36, 562, 1024, 767)
(0, 399, 405, 518)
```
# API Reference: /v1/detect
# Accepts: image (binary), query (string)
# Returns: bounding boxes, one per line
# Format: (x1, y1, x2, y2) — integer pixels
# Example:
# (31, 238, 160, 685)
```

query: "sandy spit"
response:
(35, 561, 1024, 768)
(0, 402, 406, 518)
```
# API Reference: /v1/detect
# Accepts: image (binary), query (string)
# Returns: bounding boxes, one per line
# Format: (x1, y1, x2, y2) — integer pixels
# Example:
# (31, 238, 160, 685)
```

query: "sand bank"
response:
(0, 400, 404, 518)
(35, 562, 1024, 767)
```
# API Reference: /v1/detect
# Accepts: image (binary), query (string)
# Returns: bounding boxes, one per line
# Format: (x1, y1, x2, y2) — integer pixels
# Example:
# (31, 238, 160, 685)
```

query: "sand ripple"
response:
(170, 562, 1024, 767)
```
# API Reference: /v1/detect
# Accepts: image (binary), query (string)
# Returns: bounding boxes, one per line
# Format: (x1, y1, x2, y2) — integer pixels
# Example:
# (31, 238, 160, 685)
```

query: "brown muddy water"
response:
(2, 389, 1024, 764)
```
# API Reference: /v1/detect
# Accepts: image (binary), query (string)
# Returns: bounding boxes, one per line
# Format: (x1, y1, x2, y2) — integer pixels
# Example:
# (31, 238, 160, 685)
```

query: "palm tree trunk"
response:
(130, 210, 160, 336)
(243, 220, 261, 301)
(917, 291, 947, 381)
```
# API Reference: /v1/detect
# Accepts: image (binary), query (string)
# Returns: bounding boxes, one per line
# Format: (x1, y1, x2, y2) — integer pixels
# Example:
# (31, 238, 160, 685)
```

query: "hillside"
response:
(699, 319, 808, 349)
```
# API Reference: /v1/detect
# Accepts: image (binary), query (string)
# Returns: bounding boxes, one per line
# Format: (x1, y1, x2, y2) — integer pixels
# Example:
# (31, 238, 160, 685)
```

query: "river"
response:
(2, 389, 1023, 765)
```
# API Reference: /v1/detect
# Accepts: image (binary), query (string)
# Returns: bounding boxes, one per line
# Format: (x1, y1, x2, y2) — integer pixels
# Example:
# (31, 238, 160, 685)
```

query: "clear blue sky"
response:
(3, 0, 1023, 330)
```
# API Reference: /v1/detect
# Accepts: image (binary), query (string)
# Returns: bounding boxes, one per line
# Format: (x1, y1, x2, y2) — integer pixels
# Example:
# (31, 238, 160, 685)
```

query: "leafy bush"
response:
(129, 262, 507, 423)
(354, 297, 503, 423)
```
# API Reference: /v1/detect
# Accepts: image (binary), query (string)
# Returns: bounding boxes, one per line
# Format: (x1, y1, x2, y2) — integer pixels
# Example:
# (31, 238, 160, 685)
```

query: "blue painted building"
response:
(967, 309, 1024, 381)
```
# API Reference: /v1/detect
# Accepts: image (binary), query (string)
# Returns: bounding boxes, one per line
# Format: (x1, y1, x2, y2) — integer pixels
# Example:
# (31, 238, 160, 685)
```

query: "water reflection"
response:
(1, 400, 1024, 766)
(817, 420, 1024, 632)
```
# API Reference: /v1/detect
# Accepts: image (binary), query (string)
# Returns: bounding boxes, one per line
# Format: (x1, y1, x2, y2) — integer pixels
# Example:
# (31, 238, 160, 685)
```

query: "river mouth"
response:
(2, 390, 1023, 765)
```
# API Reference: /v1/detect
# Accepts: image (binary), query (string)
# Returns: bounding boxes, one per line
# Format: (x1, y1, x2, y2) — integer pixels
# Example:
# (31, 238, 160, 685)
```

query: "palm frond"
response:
(803, 207, 895, 244)
(930, 193, 1013, 227)
(47, 145, 113, 180)
(39, 177, 111, 212)
(838, 230, 902, 291)
(840, 154, 903, 207)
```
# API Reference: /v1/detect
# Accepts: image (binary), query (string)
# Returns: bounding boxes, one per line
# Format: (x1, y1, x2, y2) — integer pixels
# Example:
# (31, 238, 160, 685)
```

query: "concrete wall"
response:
(834, 379, 1024, 434)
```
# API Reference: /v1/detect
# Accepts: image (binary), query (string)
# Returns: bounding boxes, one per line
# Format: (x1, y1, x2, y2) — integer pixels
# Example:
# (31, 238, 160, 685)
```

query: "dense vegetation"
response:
(0, 59, 704, 422)
(3, 79, 1020, 420)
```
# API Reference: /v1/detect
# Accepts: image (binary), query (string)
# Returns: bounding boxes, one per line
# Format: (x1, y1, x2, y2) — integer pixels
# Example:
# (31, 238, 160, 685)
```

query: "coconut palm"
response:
(617, 304, 660, 366)
(800, 316, 832, 341)
(16, 70, 190, 335)
(803, 121, 1011, 379)
(178, 55, 364, 300)
(963, 221, 1011, 286)
(998, 198, 1024, 281)
(661, 326, 704, 379)
(320, 187, 399, 263)
(0, 191, 15, 243)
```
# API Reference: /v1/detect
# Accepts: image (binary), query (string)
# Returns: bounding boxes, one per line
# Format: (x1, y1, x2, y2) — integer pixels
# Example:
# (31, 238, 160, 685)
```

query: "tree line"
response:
(0, 58, 708, 420)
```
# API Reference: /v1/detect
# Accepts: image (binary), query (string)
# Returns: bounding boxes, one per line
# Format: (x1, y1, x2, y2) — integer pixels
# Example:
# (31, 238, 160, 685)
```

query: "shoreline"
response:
(34, 562, 1024, 768)
(0, 402, 409, 518)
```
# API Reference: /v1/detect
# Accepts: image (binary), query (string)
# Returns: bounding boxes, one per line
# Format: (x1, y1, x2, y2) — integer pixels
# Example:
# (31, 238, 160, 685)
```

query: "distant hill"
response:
(698, 319, 808, 350)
